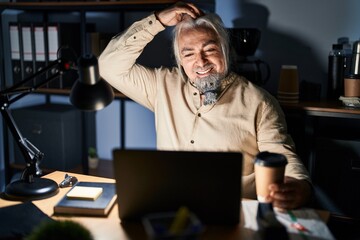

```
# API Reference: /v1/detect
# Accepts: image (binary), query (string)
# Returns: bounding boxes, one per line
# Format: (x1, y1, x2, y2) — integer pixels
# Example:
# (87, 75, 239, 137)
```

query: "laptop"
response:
(112, 149, 243, 225)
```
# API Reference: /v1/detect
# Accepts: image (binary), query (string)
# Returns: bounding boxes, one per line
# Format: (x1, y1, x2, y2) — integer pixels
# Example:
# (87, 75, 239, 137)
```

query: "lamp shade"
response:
(70, 54, 114, 111)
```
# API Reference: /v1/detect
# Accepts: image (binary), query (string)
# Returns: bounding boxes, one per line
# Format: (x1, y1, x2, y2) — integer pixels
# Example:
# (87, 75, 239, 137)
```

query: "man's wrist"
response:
(154, 11, 165, 27)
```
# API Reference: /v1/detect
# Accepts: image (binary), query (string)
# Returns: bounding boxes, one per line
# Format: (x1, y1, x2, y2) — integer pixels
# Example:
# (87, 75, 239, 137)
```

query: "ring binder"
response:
(47, 24, 61, 89)
(33, 23, 47, 88)
(21, 23, 35, 85)
(46, 23, 81, 89)
(9, 23, 22, 85)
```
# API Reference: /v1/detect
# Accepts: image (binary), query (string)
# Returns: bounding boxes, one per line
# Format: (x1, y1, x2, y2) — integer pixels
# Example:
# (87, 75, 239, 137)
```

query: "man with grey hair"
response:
(99, 2, 312, 210)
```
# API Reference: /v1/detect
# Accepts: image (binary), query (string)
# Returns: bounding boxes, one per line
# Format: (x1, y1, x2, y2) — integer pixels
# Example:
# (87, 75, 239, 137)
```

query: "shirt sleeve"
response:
(256, 93, 311, 183)
(98, 14, 165, 110)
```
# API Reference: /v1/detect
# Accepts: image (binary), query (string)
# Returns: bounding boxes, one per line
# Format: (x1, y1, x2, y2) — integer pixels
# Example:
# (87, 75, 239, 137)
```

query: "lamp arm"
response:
(0, 59, 70, 104)
(0, 106, 43, 182)
(0, 58, 71, 182)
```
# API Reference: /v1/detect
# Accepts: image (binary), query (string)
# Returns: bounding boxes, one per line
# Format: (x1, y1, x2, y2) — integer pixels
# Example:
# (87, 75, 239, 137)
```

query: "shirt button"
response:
(149, 20, 153, 25)
(133, 36, 136, 39)
(198, 113, 201, 117)
(193, 92, 197, 96)
(190, 140, 194, 144)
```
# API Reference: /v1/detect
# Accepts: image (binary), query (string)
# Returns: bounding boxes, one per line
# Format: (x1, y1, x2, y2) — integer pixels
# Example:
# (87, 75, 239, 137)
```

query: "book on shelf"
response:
(54, 181, 117, 216)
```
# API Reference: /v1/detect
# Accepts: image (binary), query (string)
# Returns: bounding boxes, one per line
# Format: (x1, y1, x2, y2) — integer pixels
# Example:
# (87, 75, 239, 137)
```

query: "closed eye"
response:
(204, 43, 220, 53)
(181, 49, 195, 58)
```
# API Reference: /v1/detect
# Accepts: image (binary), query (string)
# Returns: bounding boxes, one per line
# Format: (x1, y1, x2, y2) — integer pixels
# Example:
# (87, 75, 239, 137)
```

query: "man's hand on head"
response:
(155, 1, 203, 27)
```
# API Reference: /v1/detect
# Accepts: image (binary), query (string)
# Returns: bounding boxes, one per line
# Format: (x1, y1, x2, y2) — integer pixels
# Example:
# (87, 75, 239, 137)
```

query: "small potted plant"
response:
(88, 147, 99, 169)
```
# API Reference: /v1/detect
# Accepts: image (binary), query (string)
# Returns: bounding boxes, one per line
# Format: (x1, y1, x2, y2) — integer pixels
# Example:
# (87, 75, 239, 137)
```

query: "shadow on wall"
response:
(232, 1, 326, 99)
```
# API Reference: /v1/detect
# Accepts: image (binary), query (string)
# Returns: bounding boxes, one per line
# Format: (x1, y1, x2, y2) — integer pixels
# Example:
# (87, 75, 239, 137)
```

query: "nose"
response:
(195, 52, 208, 67)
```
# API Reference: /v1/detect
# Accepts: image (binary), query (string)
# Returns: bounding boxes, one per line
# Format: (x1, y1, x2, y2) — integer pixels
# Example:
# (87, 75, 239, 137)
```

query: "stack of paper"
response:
(242, 200, 335, 240)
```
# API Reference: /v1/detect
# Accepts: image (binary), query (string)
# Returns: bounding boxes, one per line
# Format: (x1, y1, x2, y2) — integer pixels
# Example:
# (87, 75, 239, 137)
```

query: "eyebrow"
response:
(180, 40, 218, 55)
(181, 47, 193, 55)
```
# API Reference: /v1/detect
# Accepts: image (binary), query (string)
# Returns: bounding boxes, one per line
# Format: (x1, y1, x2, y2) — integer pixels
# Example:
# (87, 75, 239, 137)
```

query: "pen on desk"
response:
(287, 210, 309, 232)
(276, 210, 310, 240)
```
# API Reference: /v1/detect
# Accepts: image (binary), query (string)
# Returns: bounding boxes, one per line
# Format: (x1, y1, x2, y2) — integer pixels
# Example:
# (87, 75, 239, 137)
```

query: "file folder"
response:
(9, 23, 22, 85)
(46, 23, 81, 89)
(47, 24, 61, 89)
(33, 24, 47, 87)
(21, 24, 35, 85)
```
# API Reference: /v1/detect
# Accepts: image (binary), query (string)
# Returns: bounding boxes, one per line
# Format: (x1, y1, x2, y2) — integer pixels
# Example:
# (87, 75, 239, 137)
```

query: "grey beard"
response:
(194, 73, 224, 105)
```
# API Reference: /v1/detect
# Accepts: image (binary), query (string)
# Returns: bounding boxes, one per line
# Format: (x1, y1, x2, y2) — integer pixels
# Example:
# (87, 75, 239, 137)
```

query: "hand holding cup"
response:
(254, 152, 288, 203)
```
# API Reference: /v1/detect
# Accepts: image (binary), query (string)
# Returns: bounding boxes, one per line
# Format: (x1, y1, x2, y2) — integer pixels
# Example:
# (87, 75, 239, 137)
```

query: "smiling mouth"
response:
(196, 67, 213, 75)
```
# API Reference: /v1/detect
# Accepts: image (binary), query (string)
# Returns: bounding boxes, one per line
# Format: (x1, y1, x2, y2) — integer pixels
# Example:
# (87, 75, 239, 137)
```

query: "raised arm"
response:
(155, 1, 203, 27)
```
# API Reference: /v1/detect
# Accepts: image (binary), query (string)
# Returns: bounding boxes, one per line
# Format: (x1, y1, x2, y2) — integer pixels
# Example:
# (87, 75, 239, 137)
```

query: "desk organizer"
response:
(142, 211, 203, 239)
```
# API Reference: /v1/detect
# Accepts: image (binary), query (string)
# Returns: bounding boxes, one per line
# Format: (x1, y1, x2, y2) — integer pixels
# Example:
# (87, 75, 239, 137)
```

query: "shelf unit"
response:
(0, 1, 176, 185)
(0, 1, 176, 85)
(0, 1, 176, 10)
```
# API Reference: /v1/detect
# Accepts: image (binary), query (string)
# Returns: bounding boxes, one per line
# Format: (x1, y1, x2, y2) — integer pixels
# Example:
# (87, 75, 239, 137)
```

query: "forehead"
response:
(178, 26, 219, 48)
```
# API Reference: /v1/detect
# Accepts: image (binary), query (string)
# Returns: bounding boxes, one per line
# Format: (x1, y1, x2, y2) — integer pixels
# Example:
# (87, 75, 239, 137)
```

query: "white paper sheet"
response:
(242, 200, 335, 240)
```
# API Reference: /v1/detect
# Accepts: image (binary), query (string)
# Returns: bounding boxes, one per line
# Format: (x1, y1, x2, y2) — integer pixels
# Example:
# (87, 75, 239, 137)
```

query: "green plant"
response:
(26, 220, 94, 240)
(88, 147, 98, 158)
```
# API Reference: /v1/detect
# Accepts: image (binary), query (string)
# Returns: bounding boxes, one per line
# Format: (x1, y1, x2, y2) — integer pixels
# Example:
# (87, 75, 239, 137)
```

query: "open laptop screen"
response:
(112, 149, 243, 225)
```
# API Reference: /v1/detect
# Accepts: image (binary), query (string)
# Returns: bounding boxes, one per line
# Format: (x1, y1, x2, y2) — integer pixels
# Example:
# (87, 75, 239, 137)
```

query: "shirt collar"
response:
(220, 72, 236, 92)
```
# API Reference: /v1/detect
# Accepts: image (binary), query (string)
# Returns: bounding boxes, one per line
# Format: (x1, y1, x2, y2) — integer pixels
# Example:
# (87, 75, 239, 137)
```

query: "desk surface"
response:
(281, 101, 360, 119)
(0, 171, 330, 240)
(0, 171, 252, 240)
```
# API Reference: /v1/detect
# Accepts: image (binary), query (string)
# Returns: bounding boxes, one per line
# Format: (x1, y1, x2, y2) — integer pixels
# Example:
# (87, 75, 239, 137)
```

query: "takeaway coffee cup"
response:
(254, 152, 288, 203)
(344, 75, 360, 97)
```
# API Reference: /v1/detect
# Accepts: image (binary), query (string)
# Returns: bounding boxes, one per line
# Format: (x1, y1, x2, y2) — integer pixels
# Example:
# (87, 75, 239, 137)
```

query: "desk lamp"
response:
(0, 52, 114, 200)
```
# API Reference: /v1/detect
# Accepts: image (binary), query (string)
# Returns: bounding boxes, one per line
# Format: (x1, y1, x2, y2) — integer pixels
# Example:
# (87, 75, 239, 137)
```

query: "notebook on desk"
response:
(112, 149, 243, 225)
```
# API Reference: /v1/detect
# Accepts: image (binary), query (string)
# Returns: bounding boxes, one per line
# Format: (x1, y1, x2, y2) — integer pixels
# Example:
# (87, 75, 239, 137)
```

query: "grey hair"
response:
(172, 13, 230, 80)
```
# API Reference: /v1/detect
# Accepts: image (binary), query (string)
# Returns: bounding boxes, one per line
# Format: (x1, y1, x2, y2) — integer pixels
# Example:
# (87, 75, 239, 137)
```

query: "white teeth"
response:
(196, 68, 211, 75)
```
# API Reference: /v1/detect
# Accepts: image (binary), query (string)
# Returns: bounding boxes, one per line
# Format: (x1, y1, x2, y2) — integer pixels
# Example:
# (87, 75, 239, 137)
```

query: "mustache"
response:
(193, 64, 215, 72)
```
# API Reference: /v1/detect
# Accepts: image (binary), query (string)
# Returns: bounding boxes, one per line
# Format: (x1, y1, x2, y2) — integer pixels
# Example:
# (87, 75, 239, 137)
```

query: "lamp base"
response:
(5, 177, 59, 201)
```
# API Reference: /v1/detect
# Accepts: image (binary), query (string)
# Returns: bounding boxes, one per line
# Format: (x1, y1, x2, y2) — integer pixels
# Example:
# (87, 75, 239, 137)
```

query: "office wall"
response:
(216, 0, 360, 96)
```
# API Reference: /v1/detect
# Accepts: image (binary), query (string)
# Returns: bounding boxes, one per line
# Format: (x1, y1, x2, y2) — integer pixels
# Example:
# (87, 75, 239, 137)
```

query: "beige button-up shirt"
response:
(99, 14, 310, 199)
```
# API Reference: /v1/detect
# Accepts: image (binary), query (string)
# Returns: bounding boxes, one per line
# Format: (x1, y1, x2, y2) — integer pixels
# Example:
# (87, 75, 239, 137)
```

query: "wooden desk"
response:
(0, 171, 330, 240)
(281, 100, 360, 119)
(0, 171, 254, 240)
(280, 100, 360, 173)
(281, 100, 360, 221)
